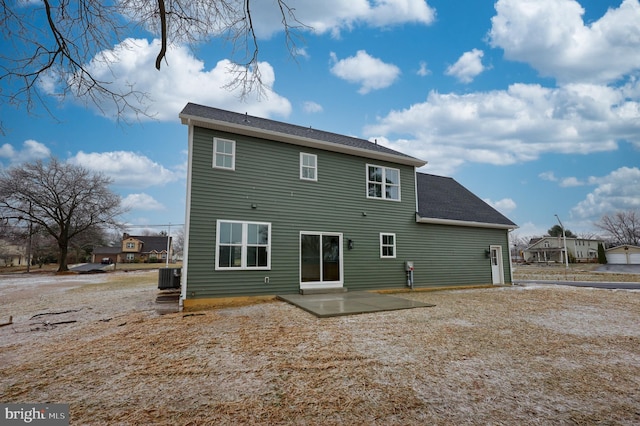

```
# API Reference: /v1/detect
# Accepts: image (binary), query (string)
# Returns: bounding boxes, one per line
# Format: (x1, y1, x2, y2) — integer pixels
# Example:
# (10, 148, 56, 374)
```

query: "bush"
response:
(597, 243, 607, 264)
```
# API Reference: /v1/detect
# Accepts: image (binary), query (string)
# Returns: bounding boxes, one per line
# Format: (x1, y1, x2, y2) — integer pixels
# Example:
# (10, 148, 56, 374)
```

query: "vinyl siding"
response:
(185, 126, 512, 299)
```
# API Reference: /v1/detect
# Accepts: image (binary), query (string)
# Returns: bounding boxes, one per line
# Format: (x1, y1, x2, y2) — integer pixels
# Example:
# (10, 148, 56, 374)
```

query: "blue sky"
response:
(1, 0, 639, 240)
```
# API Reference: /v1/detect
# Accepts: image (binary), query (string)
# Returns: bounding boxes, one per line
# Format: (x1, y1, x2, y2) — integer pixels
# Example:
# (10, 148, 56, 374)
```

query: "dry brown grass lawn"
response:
(1, 267, 639, 425)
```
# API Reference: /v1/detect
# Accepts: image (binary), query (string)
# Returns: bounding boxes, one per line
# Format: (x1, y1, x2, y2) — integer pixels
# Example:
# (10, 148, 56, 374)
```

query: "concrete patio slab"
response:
(276, 291, 435, 318)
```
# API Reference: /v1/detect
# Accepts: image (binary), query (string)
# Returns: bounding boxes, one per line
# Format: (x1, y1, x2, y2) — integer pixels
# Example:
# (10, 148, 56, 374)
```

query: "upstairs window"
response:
(213, 138, 235, 170)
(380, 233, 396, 258)
(300, 153, 317, 181)
(216, 220, 271, 270)
(367, 165, 400, 200)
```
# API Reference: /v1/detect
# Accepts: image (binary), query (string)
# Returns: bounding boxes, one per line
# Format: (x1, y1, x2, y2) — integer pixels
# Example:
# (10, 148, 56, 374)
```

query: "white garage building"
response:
(605, 245, 640, 264)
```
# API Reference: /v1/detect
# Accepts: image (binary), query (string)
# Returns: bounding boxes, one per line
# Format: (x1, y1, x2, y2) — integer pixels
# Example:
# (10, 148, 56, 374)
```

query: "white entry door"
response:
(490, 245, 504, 285)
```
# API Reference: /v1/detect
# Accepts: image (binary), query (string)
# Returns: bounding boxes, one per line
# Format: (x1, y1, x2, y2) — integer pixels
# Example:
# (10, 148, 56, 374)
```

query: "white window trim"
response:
(366, 164, 401, 201)
(213, 137, 236, 170)
(215, 220, 271, 270)
(380, 233, 396, 259)
(300, 152, 318, 181)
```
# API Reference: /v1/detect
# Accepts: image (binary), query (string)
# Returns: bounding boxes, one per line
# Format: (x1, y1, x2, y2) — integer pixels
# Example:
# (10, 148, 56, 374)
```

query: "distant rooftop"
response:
(127, 235, 171, 253)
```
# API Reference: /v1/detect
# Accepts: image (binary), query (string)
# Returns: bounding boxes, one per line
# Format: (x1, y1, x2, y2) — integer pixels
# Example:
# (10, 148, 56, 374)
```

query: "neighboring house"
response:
(91, 246, 121, 264)
(0, 239, 29, 267)
(92, 233, 173, 264)
(523, 236, 603, 264)
(606, 245, 640, 265)
(178, 103, 517, 309)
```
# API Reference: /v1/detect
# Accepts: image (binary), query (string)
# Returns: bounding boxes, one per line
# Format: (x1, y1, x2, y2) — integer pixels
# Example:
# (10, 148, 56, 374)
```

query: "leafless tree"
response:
(68, 225, 110, 263)
(577, 231, 601, 240)
(27, 226, 58, 268)
(172, 225, 184, 259)
(547, 224, 577, 238)
(596, 210, 640, 246)
(0, 157, 127, 272)
(0, 0, 305, 131)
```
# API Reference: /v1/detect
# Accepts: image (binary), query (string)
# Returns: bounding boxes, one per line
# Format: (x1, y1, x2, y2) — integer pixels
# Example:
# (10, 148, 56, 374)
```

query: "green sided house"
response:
(179, 103, 517, 309)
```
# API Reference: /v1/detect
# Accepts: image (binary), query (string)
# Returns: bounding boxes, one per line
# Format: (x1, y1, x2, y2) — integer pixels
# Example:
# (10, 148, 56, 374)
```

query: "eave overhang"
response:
(180, 114, 427, 168)
(416, 214, 518, 230)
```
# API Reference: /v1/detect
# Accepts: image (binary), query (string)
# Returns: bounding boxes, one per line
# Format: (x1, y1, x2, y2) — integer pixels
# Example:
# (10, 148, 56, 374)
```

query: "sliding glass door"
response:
(300, 232, 343, 289)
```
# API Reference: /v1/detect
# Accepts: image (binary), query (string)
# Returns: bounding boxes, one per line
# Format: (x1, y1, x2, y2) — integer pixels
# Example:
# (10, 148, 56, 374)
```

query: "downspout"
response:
(508, 229, 515, 285)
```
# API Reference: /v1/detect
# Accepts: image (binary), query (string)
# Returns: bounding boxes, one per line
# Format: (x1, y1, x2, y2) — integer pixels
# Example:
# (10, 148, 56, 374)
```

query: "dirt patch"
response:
(1, 269, 639, 425)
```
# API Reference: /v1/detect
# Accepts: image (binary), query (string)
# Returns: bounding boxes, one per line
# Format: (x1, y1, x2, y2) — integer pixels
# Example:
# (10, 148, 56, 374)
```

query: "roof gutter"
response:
(179, 113, 427, 168)
(416, 214, 518, 230)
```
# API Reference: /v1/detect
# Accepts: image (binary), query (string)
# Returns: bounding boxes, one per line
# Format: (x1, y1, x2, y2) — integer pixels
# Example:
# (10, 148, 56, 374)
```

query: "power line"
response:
(121, 224, 184, 228)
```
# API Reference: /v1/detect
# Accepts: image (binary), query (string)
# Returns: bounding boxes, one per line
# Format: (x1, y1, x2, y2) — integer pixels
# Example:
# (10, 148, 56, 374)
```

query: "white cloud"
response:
(445, 49, 486, 83)
(417, 61, 431, 77)
(249, 0, 436, 38)
(55, 38, 291, 122)
(511, 222, 548, 240)
(0, 140, 51, 166)
(121, 193, 165, 211)
(364, 82, 640, 175)
(293, 47, 310, 59)
(571, 166, 640, 219)
(330, 50, 401, 94)
(539, 171, 557, 182)
(0, 144, 14, 159)
(559, 177, 584, 187)
(303, 101, 323, 113)
(489, 0, 640, 84)
(484, 197, 517, 214)
(542, 173, 609, 188)
(68, 151, 179, 188)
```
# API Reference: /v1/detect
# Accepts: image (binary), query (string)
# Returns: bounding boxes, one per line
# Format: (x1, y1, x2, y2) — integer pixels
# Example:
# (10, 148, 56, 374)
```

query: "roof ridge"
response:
(180, 103, 426, 167)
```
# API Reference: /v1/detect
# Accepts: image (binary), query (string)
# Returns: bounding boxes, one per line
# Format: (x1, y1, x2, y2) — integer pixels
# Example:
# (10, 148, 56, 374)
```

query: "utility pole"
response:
(165, 223, 171, 268)
(26, 202, 32, 273)
(555, 214, 569, 272)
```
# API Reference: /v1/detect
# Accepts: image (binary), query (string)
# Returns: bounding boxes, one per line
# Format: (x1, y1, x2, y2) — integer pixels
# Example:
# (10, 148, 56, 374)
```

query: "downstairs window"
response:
(216, 220, 271, 270)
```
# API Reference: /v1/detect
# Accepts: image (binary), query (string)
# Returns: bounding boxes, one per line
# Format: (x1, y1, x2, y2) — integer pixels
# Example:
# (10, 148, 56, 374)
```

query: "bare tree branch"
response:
(596, 210, 640, 246)
(0, 0, 309, 133)
(155, 0, 168, 70)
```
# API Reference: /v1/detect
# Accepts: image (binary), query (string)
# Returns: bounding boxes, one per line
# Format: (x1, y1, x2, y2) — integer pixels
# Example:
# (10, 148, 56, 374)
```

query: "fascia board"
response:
(180, 114, 427, 167)
(416, 214, 518, 230)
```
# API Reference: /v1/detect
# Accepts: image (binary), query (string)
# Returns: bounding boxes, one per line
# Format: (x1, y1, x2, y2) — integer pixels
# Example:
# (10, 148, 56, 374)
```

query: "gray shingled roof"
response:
(416, 173, 517, 228)
(135, 235, 171, 253)
(180, 103, 425, 165)
(92, 246, 121, 255)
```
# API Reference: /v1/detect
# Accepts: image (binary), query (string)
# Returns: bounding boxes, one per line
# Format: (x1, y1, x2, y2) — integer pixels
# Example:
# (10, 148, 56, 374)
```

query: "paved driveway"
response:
(70, 263, 113, 273)
(516, 279, 640, 290)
